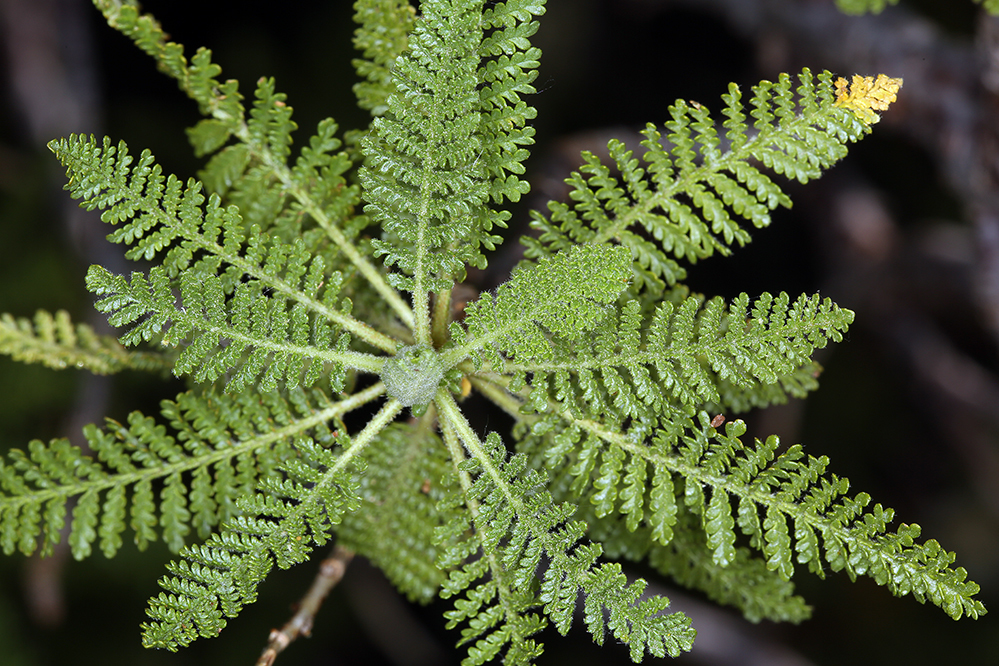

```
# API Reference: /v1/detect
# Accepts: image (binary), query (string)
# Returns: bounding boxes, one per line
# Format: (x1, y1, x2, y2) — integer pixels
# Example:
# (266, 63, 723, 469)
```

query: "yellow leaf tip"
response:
(833, 73, 903, 124)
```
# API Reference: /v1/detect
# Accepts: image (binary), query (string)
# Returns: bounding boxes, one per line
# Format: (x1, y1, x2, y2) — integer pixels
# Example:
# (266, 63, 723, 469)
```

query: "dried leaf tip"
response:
(833, 74, 903, 124)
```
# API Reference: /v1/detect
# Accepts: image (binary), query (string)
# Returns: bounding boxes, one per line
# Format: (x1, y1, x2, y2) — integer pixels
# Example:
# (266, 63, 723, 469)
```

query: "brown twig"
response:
(256, 545, 355, 666)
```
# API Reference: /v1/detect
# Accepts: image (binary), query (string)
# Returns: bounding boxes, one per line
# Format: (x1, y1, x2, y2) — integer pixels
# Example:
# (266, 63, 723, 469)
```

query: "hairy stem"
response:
(412, 171, 433, 346)
(438, 411, 524, 641)
(339, 396, 404, 469)
(244, 137, 416, 334)
(436, 391, 521, 512)
(431, 287, 452, 349)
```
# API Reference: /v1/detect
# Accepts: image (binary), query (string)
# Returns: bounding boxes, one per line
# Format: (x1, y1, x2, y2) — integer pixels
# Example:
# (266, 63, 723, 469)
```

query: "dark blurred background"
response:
(0, 0, 996, 664)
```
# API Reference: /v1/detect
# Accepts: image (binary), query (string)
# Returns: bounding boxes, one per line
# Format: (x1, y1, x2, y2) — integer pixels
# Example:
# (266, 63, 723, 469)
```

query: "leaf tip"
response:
(833, 73, 903, 125)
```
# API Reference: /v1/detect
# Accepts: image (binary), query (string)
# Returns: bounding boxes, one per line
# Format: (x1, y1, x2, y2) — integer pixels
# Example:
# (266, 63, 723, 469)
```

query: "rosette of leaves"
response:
(0, 0, 984, 664)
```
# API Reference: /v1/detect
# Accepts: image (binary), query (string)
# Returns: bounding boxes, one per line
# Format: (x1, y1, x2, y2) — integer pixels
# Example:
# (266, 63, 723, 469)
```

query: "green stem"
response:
(438, 400, 525, 636)
(241, 132, 416, 334)
(174, 320, 386, 374)
(411, 171, 433, 347)
(439, 415, 474, 496)
(219, 241, 399, 354)
(436, 391, 521, 512)
(431, 287, 452, 349)
(469, 375, 527, 422)
(335, 396, 404, 469)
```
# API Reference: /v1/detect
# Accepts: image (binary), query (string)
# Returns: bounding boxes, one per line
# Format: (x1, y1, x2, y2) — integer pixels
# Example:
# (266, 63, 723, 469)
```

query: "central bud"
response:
(381, 344, 445, 407)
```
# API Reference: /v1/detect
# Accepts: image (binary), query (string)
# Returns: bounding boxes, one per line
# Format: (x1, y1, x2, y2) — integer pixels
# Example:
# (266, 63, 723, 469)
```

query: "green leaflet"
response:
(84, 261, 372, 393)
(435, 403, 695, 665)
(360, 0, 490, 296)
(0, 387, 366, 559)
(484, 290, 852, 425)
(352, 0, 417, 118)
(454, 243, 632, 366)
(834, 0, 899, 13)
(361, 0, 544, 345)
(523, 69, 868, 296)
(516, 411, 987, 623)
(0, 309, 170, 375)
(142, 397, 402, 650)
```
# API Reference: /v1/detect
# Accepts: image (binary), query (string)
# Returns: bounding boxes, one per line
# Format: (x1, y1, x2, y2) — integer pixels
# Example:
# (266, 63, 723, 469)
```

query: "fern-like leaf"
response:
(142, 397, 402, 650)
(527, 411, 987, 622)
(361, 0, 545, 341)
(576, 495, 812, 623)
(454, 243, 632, 367)
(522, 69, 870, 295)
(0, 386, 374, 558)
(92, 0, 415, 328)
(361, 0, 488, 296)
(484, 290, 852, 425)
(84, 260, 374, 393)
(0, 309, 170, 374)
(352, 0, 417, 118)
(436, 396, 696, 664)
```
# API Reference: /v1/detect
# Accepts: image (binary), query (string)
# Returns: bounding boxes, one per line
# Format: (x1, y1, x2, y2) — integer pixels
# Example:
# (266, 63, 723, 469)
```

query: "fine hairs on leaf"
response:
(0, 0, 986, 665)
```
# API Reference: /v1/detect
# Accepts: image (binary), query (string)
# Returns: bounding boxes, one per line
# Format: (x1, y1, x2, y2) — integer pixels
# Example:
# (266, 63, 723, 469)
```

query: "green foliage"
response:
(434, 425, 695, 665)
(360, 0, 542, 342)
(352, 0, 416, 118)
(0, 309, 170, 374)
(0, 386, 360, 559)
(523, 69, 868, 296)
(835, 0, 899, 13)
(472, 289, 853, 426)
(834, 0, 999, 15)
(0, 0, 986, 664)
(142, 399, 401, 650)
(335, 421, 457, 603)
(518, 413, 985, 623)
(458, 243, 633, 365)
